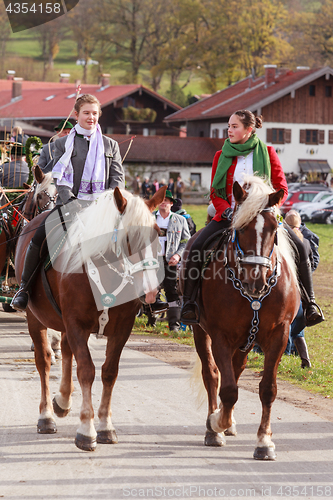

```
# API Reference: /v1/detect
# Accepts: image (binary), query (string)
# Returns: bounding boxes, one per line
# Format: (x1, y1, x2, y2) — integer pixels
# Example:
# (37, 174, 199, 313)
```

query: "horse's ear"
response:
(233, 181, 247, 203)
(23, 182, 30, 189)
(34, 165, 45, 184)
(146, 186, 167, 213)
(114, 187, 127, 214)
(268, 189, 284, 207)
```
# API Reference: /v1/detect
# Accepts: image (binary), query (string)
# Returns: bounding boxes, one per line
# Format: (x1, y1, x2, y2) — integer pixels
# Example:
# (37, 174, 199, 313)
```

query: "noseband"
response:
(36, 186, 58, 214)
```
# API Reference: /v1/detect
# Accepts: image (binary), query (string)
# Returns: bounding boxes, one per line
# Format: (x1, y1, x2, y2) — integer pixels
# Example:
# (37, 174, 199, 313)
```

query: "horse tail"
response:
(188, 351, 221, 409)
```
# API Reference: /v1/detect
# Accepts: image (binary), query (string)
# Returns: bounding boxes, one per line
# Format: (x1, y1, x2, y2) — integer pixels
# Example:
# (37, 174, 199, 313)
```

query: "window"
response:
(309, 85, 316, 96)
(266, 128, 291, 144)
(123, 96, 136, 108)
(300, 129, 324, 144)
(223, 128, 228, 138)
(199, 131, 204, 137)
(299, 192, 321, 202)
(326, 86, 332, 97)
(190, 173, 201, 187)
(212, 128, 219, 138)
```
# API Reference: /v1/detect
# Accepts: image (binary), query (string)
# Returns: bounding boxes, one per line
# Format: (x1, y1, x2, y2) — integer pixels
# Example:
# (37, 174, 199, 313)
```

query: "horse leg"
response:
(193, 325, 225, 447)
(26, 310, 57, 434)
(207, 342, 238, 439)
(65, 325, 96, 452)
(97, 320, 134, 444)
(222, 348, 250, 437)
(52, 332, 73, 418)
(253, 333, 287, 461)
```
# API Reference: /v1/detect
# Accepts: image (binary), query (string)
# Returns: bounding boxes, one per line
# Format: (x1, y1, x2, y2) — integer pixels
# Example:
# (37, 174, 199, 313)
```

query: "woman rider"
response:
(12, 94, 125, 311)
(180, 109, 324, 328)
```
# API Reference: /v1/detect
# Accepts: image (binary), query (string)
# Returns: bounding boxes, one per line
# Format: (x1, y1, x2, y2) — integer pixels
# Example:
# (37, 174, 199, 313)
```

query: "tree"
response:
(0, 3, 11, 77)
(68, 0, 100, 83)
(36, 18, 65, 81)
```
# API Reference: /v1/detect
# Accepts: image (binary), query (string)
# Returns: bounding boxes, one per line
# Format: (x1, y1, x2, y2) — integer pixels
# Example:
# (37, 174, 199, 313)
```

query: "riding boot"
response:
(298, 259, 325, 327)
(294, 337, 311, 368)
(11, 242, 42, 311)
(168, 300, 181, 331)
(149, 292, 169, 314)
(180, 261, 201, 324)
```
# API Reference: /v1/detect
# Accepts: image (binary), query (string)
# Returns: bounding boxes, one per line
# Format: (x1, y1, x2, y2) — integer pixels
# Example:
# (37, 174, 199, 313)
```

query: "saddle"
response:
(201, 228, 231, 277)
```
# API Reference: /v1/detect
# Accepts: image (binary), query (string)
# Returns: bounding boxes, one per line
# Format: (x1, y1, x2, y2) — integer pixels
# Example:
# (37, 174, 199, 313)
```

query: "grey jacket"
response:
(53, 134, 125, 205)
(155, 211, 191, 262)
(38, 142, 56, 173)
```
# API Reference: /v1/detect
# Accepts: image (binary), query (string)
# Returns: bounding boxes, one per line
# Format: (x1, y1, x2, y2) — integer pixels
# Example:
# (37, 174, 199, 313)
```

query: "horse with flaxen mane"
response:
(183, 175, 299, 460)
(15, 186, 165, 451)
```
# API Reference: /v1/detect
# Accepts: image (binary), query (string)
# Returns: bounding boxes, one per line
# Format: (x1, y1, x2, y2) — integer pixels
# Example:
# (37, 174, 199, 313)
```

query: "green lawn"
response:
(133, 205, 333, 399)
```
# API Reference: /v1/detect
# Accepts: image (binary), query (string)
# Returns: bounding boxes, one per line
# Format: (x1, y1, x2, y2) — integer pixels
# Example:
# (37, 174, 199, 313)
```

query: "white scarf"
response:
(53, 123, 105, 201)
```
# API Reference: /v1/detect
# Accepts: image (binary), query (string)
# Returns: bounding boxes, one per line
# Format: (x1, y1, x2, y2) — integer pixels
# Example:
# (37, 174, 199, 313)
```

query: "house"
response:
(111, 134, 224, 191)
(0, 74, 181, 141)
(165, 66, 333, 177)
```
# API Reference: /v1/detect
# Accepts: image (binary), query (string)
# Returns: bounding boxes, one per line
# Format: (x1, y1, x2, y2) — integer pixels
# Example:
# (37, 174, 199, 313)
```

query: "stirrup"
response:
(180, 301, 200, 325)
(305, 302, 325, 327)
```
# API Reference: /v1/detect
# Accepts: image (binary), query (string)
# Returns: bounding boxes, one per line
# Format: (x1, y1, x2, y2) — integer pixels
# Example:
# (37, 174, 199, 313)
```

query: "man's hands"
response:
(168, 254, 180, 266)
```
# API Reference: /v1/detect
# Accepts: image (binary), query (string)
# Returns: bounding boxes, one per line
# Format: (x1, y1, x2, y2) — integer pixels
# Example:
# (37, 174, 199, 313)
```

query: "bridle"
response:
(231, 206, 277, 274)
(36, 186, 58, 214)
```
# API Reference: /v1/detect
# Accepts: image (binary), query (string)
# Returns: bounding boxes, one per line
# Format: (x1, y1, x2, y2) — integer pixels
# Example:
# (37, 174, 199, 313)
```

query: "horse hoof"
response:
(204, 430, 226, 447)
(75, 433, 97, 452)
(52, 397, 71, 418)
(224, 424, 237, 436)
(97, 429, 118, 444)
(253, 446, 276, 460)
(37, 418, 57, 434)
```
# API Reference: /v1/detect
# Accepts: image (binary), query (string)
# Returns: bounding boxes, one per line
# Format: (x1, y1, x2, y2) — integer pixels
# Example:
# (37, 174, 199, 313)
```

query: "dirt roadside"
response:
(127, 334, 333, 423)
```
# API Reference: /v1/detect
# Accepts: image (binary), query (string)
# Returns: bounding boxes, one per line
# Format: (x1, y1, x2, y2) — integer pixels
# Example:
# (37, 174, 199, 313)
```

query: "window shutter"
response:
(329, 131, 333, 144)
(318, 130, 325, 144)
(284, 129, 291, 143)
(223, 128, 228, 138)
(266, 128, 272, 143)
(300, 130, 306, 143)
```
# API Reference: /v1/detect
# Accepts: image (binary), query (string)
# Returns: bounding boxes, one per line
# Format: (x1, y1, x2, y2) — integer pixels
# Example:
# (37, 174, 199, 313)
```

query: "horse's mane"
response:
(33, 172, 53, 201)
(232, 175, 297, 282)
(62, 189, 155, 274)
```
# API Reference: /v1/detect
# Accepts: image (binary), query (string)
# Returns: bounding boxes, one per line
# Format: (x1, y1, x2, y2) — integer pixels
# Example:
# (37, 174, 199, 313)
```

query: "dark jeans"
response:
(163, 257, 179, 303)
(284, 222, 309, 264)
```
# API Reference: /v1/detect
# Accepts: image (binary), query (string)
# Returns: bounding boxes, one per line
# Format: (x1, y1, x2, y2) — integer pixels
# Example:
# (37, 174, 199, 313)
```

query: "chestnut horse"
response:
(183, 175, 299, 460)
(15, 186, 165, 451)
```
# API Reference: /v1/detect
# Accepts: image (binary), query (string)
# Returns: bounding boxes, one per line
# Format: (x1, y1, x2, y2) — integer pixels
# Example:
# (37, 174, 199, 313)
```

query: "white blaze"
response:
(254, 214, 265, 278)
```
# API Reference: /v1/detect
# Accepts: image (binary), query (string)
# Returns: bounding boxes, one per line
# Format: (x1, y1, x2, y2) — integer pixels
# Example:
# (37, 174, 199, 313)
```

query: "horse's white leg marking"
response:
(97, 415, 115, 433)
(256, 434, 275, 449)
(77, 386, 97, 439)
(209, 409, 225, 433)
(254, 214, 265, 278)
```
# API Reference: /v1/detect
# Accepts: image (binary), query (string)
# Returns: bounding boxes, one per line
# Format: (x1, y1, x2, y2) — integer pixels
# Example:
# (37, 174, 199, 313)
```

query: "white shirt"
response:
(156, 210, 170, 256)
(231, 151, 254, 208)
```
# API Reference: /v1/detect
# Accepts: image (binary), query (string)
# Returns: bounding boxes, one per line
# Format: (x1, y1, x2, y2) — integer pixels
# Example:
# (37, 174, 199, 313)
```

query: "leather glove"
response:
(221, 207, 233, 222)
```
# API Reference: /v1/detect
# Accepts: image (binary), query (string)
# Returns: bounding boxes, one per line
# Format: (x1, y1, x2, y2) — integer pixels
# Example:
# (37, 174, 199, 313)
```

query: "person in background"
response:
(141, 177, 151, 199)
(285, 210, 320, 368)
(154, 190, 190, 331)
(10, 126, 29, 146)
(1, 143, 29, 188)
(171, 198, 196, 236)
(38, 119, 73, 173)
(151, 178, 160, 195)
(132, 174, 141, 195)
(176, 175, 184, 199)
(159, 178, 167, 188)
(167, 178, 175, 196)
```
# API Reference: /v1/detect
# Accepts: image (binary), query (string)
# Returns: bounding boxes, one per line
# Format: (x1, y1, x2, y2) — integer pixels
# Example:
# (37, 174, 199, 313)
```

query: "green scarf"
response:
(212, 135, 271, 199)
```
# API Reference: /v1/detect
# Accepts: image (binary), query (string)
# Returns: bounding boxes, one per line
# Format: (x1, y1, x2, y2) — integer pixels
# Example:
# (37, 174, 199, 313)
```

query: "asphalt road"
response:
(0, 311, 333, 500)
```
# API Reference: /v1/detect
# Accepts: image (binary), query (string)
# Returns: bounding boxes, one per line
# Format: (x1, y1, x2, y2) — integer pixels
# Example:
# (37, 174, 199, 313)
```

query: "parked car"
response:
(293, 190, 333, 213)
(281, 188, 327, 215)
(298, 194, 333, 221)
(310, 199, 333, 224)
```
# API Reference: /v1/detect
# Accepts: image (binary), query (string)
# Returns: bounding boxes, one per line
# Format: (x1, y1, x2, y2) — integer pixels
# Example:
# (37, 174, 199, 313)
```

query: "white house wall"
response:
(210, 122, 333, 174)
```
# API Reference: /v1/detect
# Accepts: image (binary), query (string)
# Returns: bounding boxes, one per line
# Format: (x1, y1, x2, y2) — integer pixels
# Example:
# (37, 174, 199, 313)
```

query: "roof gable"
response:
(165, 67, 333, 122)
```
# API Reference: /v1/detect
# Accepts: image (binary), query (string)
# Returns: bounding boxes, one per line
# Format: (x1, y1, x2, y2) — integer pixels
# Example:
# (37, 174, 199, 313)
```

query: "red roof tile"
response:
(165, 67, 332, 122)
(110, 134, 224, 164)
(0, 81, 180, 119)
